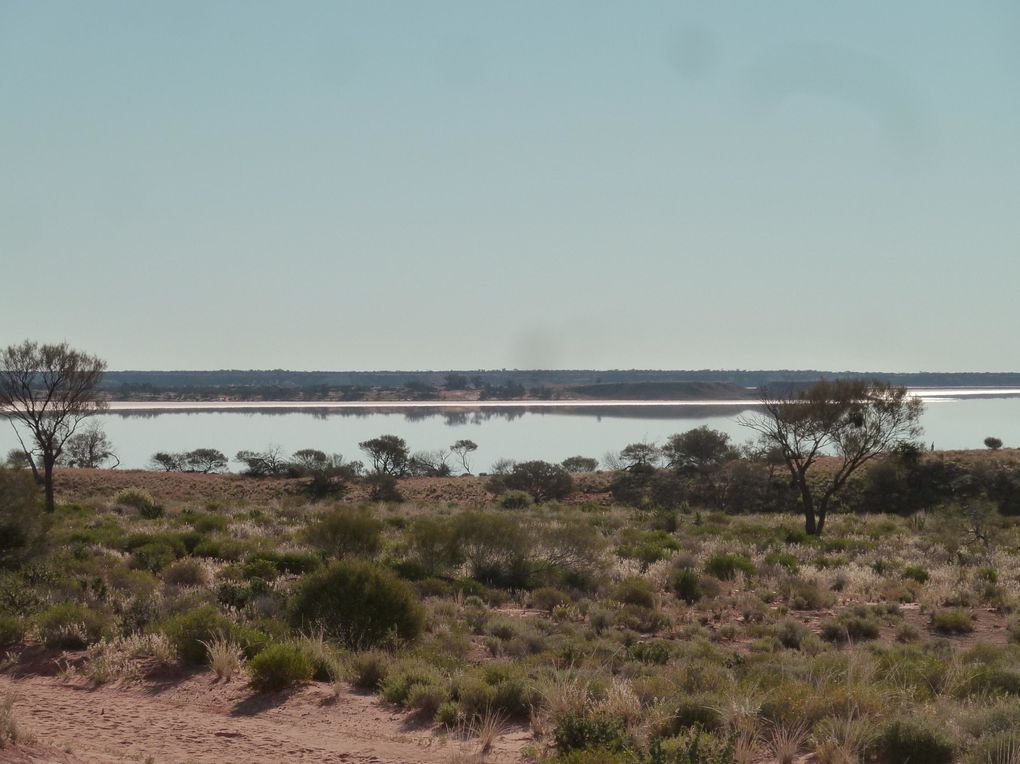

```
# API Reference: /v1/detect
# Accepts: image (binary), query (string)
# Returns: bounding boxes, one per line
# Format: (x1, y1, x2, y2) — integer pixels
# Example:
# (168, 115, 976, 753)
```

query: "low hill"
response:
(563, 380, 754, 400)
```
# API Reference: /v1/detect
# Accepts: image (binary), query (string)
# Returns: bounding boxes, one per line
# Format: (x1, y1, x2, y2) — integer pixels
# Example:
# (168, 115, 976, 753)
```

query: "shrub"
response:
(820, 610, 881, 643)
(0, 468, 47, 565)
(650, 726, 734, 764)
(0, 614, 26, 649)
(249, 644, 313, 692)
(302, 508, 383, 559)
(365, 473, 403, 502)
(162, 558, 211, 587)
(130, 541, 180, 572)
(704, 553, 755, 581)
(289, 560, 424, 648)
(36, 603, 112, 648)
(553, 710, 631, 754)
(613, 577, 656, 608)
(350, 650, 390, 689)
(499, 490, 534, 510)
(930, 608, 974, 635)
(531, 587, 572, 612)
(114, 488, 163, 518)
(902, 565, 930, 584)
(497, 461, 574, 502)
(160, 605, 235, 664)
(455, 664, 537, 718)
(775, 619, 811, 650)
(380, 658, 445, 705)
(875, 718, 953, 764)
(673, 568, 704, 605)
(985, 437, 1004, 450)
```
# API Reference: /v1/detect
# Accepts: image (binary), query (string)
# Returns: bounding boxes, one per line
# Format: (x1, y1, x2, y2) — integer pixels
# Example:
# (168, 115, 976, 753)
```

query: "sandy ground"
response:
(2, 672, 530, 764)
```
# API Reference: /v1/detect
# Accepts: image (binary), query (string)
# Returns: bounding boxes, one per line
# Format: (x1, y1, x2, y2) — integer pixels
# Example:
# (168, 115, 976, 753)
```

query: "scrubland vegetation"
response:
(4, 445, 1020, 763)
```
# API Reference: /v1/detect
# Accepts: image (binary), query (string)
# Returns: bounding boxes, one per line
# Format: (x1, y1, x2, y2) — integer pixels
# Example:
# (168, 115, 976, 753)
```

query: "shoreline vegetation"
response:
(99, 370, 1020, 404)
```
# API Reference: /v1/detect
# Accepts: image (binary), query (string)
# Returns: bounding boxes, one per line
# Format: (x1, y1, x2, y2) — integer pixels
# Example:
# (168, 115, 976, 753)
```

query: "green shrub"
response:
(820, 610, 880, 643)
(249, 644, 313, 692)
(902, 565, 930, 583)
(290, 560, 424, 648)
(703, 554, 755, 581)
(650, 726, 734, 764)
(613, 577, 656, 608)
(189, 512, 228, 534)
(774, 619, 811, 649)
(532, 587, 572, 612)
(499, 490, 534, 509)
(455, 663, 537, 718)
(130, 541, 181, 572)
(782, 577, 835, 610)
(0, 614, 26, 649)
(875, 718, 953, 764)
(497, 460, 574, 502)
(554, 710, 631, 754)
(930, 608, 974, 635)
(380, 659, 445, 705)
(302, 508, 383, 559)
(160, 605, 235, 664)
(663, 699, 722, 734)
(114, 488, 163, 518)
(36, 603, 112, 648)
(616, 530, 680, 567)
(0, 468, 47, 565)
(673, 568, 703, 605)
(250, 550, 321, 575)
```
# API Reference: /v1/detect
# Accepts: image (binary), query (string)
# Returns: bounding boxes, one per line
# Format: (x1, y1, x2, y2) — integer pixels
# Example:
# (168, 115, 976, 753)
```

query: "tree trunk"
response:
(43, 454, 56, 513)
(794, 472, 820, 535)
(816, 511, 826, 535)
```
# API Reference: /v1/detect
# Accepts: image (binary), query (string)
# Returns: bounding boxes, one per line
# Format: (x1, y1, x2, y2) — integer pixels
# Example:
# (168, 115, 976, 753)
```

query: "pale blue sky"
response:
(2, 2, 1018, 371)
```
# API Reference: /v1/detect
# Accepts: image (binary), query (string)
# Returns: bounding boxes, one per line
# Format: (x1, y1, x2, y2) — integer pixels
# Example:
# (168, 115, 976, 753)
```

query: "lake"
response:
(3, 389, 1019, 471)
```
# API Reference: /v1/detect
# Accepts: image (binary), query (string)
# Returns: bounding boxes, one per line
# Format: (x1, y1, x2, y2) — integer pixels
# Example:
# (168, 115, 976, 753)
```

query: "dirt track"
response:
(2, 673, 528, 763)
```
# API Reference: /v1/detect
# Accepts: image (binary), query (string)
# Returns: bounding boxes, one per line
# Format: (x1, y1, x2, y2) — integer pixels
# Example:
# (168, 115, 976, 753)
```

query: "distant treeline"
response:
(99, 369, 1020, 401)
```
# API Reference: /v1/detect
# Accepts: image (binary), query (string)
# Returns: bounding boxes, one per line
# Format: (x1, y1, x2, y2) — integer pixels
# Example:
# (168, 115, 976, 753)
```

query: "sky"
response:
(1, 1, 1018, 372)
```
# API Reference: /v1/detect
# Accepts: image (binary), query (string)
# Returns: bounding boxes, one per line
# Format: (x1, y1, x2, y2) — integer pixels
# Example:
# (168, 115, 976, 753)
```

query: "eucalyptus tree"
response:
(738, 378, 923, 535)
(0, 340, 108, 511)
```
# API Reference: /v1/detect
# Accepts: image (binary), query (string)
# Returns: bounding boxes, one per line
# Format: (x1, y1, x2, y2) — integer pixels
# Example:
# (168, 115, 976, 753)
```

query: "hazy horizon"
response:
(3, 2, 1018, 371)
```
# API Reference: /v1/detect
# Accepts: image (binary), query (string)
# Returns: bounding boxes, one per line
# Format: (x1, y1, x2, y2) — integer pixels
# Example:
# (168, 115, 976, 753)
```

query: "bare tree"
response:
(61, 422, 119, 468)
(0, 340, 108, 511)
(738, 378, 923, 535)
(450, 439, 478, 474)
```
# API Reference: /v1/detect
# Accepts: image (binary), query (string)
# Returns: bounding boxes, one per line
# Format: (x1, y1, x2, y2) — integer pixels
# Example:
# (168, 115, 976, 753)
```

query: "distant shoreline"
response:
(97, 387, 1020, 413)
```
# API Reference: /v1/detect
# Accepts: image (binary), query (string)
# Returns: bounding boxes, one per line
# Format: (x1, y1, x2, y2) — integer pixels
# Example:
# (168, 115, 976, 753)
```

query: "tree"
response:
(0, 341, 107, 512)
(450, 439, 478, 474)
(738, 379, 923, 535)
(408, 450, 452, 477)
(150, 451, 186, 472)
(617, 442, 661, 472)
(235, 447, 287, 477)
(61, 422, 119, 468)
(984, 437, 1004, 451)
(561, 455, 598, 473)
(358, 435, 410, 476)
(184, 448, 228, 473)
(661, 427, 736, 474)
